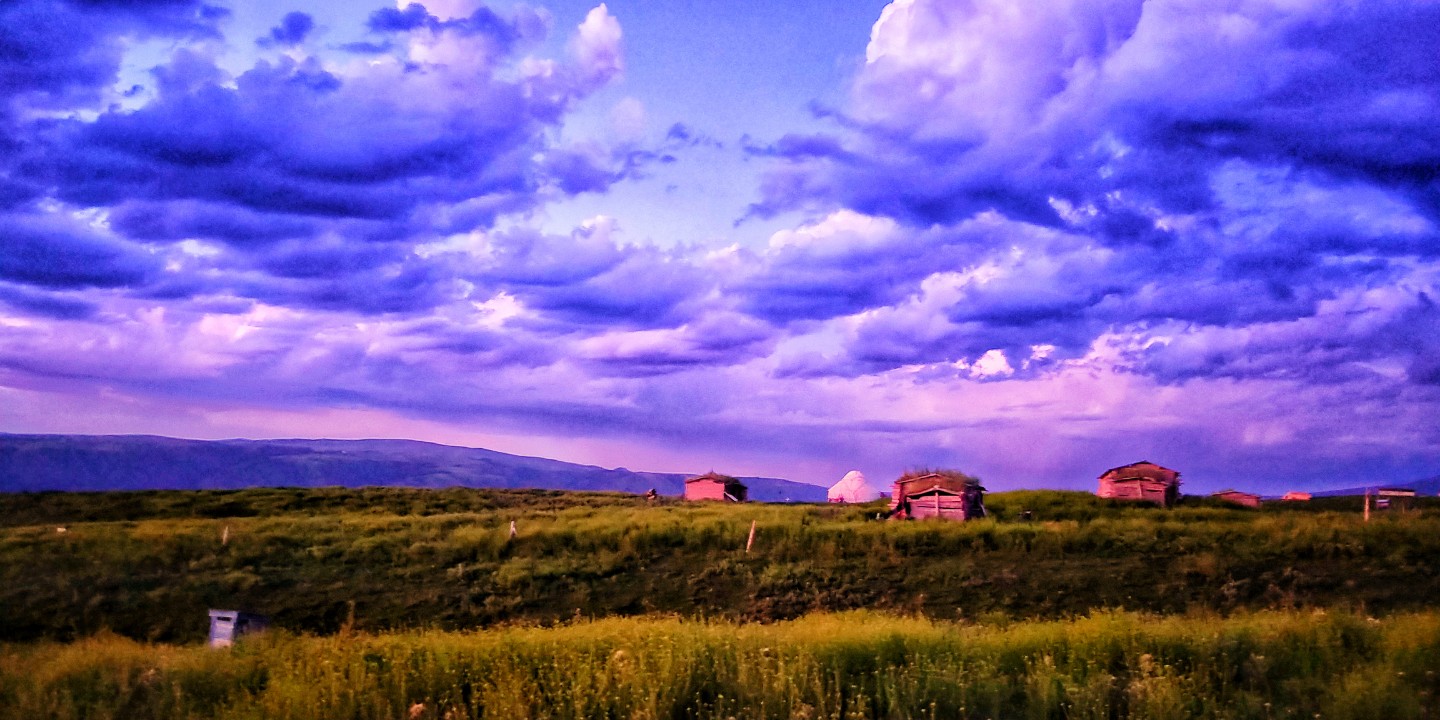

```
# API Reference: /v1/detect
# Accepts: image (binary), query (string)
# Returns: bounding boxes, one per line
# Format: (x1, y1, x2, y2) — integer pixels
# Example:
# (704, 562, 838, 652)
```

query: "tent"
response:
(828, 470, 882, 503)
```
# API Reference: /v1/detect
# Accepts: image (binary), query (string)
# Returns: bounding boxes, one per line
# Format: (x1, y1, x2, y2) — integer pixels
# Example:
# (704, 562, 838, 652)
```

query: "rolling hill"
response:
(0, 434, 827, 501)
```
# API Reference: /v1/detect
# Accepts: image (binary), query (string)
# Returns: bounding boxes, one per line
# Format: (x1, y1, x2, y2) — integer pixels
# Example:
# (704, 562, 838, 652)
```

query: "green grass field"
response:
(4, 610, 1439, 719)
(2, 487, 1438, 717)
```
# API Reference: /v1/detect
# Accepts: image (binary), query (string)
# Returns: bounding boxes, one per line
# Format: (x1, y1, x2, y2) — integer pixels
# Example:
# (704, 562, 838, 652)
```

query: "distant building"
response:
(1281, 491, 1312, 502)
(684, 472, 747, 502)
(889, 471, 986, 521)
(1096, 461, 1181, 508)
(1212, 489, 1262, 508)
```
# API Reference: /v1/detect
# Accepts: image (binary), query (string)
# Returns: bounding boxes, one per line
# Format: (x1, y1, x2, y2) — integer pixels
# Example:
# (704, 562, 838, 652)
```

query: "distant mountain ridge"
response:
(0, 434, 828, 502)
(1309, 475, 1440, 498)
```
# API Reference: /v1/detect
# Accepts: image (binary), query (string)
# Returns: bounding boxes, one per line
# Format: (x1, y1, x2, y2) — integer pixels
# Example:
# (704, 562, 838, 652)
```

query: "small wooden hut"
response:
(1096, 461, 1180, 508)
(684, 471, 747, 502)
(889, 470, 986, 521)
(1212, 489, 1261, 508)
(1376, 487, 1416, 511)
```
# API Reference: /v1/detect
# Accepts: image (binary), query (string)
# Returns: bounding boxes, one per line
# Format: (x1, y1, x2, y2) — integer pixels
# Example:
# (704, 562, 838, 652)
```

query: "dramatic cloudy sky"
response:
(2, 0, 1438, 493)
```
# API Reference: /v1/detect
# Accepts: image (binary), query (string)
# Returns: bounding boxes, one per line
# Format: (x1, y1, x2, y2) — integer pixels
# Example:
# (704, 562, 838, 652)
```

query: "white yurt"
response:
(828, 470, 883, 503)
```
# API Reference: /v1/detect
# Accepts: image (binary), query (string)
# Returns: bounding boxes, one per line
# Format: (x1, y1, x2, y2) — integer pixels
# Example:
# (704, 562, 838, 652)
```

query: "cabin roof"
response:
(907, 485, 964, 497)
(1212, 489, 1258, 497)
(685, 471, 744, 485)
(1099, 461, 1180, 484)
(896, 472, 984, 489)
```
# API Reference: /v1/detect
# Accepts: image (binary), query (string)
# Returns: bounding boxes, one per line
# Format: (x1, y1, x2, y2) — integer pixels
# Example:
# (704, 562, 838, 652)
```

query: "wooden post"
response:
(745, 519, 756, 554)
(1363, 489, 1371, 523)
(934, 492, 941, 518)
(221, 525, 229, 546)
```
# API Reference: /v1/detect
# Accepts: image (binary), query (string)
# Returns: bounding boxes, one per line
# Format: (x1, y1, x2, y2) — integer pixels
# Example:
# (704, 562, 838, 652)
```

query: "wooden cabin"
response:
(889, 471, 986, 521)
(1096, 461, 1180, 508)
(684, 471, 747, 502)
(1376, 487, 1416, 511)
(1212, 489, 1261, 508)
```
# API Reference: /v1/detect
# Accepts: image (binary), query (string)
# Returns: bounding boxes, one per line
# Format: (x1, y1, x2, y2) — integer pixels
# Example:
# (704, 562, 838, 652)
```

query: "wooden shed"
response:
(1212, 489, 1261, 508)
(1096, 461, 1180, 508)
(684, 471, 747, 502)
(889, 471, 986, 521)
(1376, 487, 1416, 511)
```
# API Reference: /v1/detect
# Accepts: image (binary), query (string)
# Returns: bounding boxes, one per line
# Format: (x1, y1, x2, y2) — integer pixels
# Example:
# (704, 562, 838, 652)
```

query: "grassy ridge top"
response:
(2, 488, 1438, 643)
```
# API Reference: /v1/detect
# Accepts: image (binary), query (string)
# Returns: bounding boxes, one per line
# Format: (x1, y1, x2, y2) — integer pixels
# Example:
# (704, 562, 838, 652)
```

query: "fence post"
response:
(745, 519, 756, 554)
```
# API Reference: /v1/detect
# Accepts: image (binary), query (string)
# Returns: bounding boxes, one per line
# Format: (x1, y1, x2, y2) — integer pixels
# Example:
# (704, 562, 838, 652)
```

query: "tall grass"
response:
(3, 610, 1438, 719)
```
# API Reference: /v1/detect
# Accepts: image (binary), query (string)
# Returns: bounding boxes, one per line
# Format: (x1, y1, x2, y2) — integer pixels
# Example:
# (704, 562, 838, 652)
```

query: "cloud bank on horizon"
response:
(0, 0, 1436, 492)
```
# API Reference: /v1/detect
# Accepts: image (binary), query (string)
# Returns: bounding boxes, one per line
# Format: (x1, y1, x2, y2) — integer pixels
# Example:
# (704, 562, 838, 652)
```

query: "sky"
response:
(1, 0, 1438, 494)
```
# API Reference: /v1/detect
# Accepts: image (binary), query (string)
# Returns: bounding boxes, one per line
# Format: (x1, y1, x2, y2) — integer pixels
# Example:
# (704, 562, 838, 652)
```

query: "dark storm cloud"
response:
(743, 133, 853, 162)
(0, 0, 224, 112)
(459, 224, 713, 329)
(733, 0, 1440, 388)
(363, 2, 546, 50)
(0, 214, 155, 289)
(520, 251, 708, 327)
(258, 12, 315, 48)
(728, 218, 954, 323)
(0, 0, 635, 331)
(366, 4, 434, 33)
(756, 0, 1440, 231)
(542, 147, 621, 195)
(579, 312, 777, 377)
(108, 200, 318, 245)
(49, 53, 529, 221)
(0, 283, 98, 320)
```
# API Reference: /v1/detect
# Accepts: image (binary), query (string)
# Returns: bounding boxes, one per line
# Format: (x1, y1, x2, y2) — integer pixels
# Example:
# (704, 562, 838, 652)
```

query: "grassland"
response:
(4, 609, 1440, 719)
(3, 487, 1439, 717)
(2, 488, 1438, 643)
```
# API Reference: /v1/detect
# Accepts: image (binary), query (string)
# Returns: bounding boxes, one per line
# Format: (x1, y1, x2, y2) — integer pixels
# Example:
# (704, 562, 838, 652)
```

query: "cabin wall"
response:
(891, 476, 973, 509)
(1098, 479, 1172, 505)
(907, 495, 968, 520)
(685, 481, 727, 501)
(1215, 492, 1261, 508)
(685, 480, 745, 501)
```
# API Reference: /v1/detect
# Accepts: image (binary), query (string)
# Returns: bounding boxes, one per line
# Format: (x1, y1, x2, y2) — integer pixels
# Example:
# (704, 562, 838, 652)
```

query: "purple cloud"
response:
(0, 0, 1437, 494)
(258, 11, 314, 47)
(0, 213, 155, 289)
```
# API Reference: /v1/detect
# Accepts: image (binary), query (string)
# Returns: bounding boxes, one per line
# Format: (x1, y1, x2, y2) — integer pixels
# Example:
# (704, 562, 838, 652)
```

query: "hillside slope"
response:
(0, 434, 826, 501)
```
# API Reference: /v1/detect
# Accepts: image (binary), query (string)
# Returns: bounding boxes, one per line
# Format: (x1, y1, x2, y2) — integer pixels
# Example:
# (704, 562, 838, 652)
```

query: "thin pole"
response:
(1364, 489, 1371, 523)
(745, 520, 756, 554)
